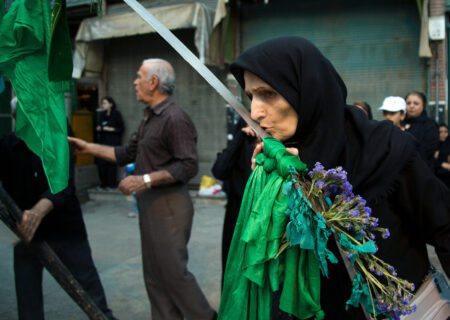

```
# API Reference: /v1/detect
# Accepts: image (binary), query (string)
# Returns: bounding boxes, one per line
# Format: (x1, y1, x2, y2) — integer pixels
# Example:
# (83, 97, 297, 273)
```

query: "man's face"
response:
(133, 64, 149, 103)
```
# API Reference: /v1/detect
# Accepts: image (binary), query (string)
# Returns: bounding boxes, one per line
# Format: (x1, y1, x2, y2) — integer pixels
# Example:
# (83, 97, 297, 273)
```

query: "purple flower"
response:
(315, 180, 325, 188)
(376, 303, 388, 313)
(349, 209, 359, 217)
(370, 218, 379, 228)
(309, 162, 325, 178)
(342, 181, 353, 193)
(363, 207, 372, 216)
(387, 265, 397, 276)
(401, 298, 410, 305)
(325, 184, 339, 196)
(355, 195, 366, 207)
(382, 228, 390, 239)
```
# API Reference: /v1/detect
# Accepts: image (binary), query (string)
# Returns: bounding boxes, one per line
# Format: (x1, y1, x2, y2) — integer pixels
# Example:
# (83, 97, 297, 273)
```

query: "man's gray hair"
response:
(143, 58, 176, 95)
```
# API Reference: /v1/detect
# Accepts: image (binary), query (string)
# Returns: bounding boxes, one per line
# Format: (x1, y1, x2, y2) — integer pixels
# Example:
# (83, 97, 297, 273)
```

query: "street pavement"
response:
(0, 191, 447, 319)
(0, 192, 225, 320)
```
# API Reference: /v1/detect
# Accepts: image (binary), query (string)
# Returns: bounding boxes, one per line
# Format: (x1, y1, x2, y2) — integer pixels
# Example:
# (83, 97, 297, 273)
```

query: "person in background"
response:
(211, 118, 256, 285)
(69, 59, 217, 320)
(96, 96, 124, 190)
(379, 96, 406, 129)
(434, 123, 450, 188)
(404, 91, 439, 169)
(353, 100, 373, 120)
(1, 97, 116, 320)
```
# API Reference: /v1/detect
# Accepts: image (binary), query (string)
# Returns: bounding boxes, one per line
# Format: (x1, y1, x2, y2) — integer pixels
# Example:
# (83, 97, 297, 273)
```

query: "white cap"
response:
(379, 96, 406, 112)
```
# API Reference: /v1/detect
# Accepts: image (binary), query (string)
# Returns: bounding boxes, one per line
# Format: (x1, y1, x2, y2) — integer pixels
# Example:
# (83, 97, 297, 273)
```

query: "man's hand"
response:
(68, 137, 90, 155)
(119, 175, 148, 195)
(17, 199, 53, 242)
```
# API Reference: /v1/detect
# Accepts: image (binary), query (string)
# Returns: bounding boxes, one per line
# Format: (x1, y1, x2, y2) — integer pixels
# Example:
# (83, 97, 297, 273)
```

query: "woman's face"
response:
(101, 99, 113, 111)
(406, 94, 425, 118)
(244, 71, 298, 141)
(439, 126, 448, 142)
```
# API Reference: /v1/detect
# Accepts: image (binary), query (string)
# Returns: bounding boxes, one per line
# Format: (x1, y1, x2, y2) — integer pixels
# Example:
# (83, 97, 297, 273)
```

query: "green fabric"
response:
(0, 0, 71, 193)
(345, 272, 373, 312)
(284, 178, 338, 278)
(219, 137, 323, 320)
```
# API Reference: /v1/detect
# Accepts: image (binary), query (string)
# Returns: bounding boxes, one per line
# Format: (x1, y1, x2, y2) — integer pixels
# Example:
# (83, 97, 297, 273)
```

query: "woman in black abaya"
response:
(229, 36, 450, 319)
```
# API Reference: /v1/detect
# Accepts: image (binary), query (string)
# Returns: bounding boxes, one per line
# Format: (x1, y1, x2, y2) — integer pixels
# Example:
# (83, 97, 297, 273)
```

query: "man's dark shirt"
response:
(115, 98, 198, 184)
(0, 133, 86, 241)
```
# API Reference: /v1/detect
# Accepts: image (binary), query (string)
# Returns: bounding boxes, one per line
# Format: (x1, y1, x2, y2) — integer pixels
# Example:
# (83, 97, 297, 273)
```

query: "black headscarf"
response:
(230, 36, 416, 201)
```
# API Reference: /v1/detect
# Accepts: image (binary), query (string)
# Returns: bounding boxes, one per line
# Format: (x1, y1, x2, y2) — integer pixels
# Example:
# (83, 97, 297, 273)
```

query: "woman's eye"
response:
(261, 90, 275, 99)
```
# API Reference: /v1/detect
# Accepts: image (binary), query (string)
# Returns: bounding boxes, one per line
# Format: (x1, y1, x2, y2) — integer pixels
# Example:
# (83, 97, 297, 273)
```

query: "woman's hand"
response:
(251, 142, 264, 170)
(286, 147, 299, 156)
(251, 142, 299, 170)
(241, 126, 257, 138)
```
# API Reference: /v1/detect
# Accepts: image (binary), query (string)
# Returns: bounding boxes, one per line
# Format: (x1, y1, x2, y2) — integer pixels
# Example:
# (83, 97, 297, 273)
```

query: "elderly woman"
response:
(220, 37, 450, 319)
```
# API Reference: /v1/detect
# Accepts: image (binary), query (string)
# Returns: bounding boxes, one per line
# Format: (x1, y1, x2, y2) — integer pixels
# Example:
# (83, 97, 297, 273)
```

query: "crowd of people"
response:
(1, 36, 449, 320)
(353, 92, 450, 189)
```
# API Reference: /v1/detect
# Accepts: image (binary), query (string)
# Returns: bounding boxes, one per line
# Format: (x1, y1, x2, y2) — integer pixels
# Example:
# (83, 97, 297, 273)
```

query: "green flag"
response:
(0, 0, 72, 193)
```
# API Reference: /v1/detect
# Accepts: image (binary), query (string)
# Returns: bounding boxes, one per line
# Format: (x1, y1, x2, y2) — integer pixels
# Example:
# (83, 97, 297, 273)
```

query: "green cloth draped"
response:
(0, 0, 71, 193)
(219, 137, 323, 320)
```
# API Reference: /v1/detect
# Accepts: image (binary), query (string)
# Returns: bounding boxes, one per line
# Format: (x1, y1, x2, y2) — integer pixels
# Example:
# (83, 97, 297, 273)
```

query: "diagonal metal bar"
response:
(122, 0, 267, 139)
(0, 183, 108, 320)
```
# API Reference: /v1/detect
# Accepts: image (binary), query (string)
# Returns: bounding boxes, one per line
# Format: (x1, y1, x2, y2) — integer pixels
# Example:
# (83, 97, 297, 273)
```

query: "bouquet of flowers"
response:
(281, 162, 416, 319)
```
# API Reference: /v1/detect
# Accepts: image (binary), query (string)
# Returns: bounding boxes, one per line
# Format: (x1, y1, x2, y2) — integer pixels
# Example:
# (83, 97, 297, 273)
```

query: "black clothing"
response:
(404, 112, 439, 168)
(230, 36, 450, 319)
(231, 37, 415, 203)
(435, 138, 450, 188)
(97, 109, 124, 188)
(97, 109, 124, 146)
(97, 158, 119, 189)
(14, 239, 113, 320)
(0, 133, 114, 319)
(211, 119, 255, 280)
(0, 133, 86, 241)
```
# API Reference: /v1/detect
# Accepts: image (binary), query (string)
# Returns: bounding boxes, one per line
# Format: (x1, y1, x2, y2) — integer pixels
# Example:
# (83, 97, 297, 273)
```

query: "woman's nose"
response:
(250, 102, 266, 121)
